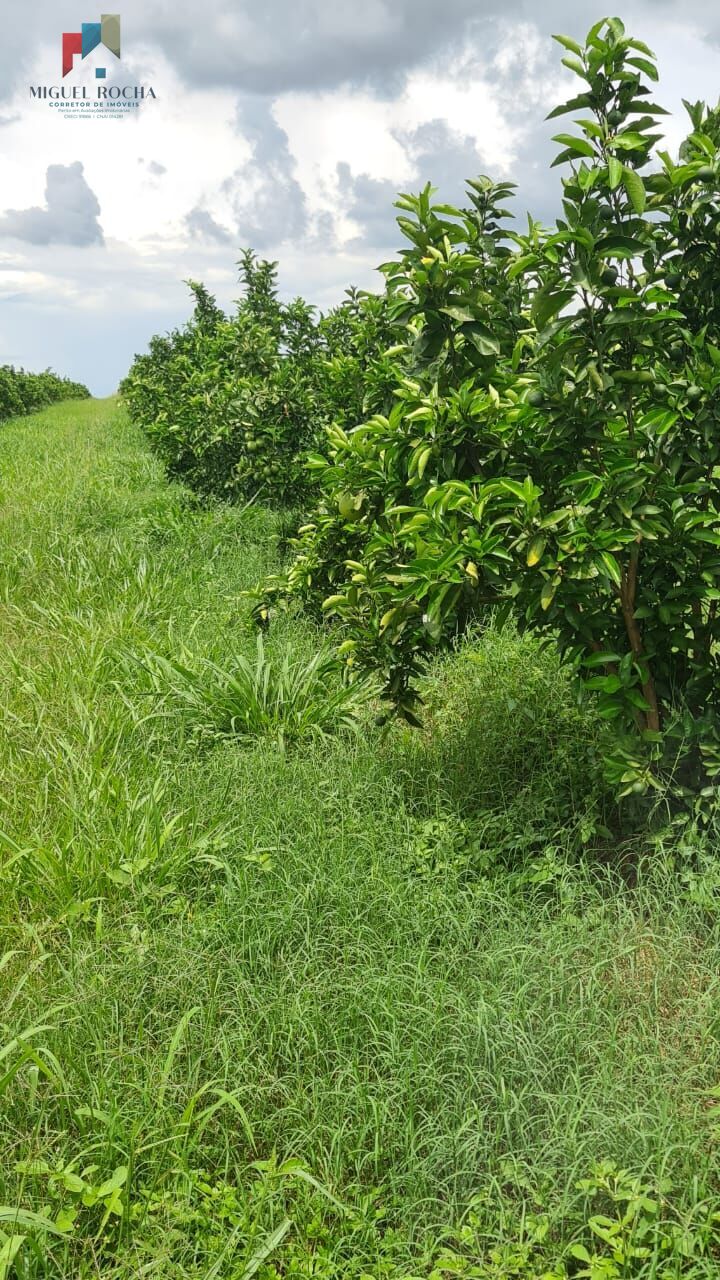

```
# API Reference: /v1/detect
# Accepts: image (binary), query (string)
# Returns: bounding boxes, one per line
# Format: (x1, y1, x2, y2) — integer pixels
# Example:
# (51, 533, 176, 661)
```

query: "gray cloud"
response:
(335, 111, 551, 253)
(1, 0, 719, 105)
(410, 122, 503, 204)
(223, 98, 307, 248)
(138, 0, 480, 94)
(0, 2, 665, 99)
(185, 206, 233, 244)
(0, 162, 103, 246)
(130, 0, 720, 95)
(335, 164, 399, 249)
(138, 158, 168, 176)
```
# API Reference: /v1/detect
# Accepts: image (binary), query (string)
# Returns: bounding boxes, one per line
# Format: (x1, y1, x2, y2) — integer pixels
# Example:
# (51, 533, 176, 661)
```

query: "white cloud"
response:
(270, 64, 527, 243)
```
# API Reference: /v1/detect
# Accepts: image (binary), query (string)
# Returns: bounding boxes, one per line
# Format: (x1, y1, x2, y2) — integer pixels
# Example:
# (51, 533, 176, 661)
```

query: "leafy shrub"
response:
(262, 19, 720, 814)
(138, 634, 374, 746)
(121, 252, 397, 508)
(395, 624, 608, 852)
(0, 366, 90, 423)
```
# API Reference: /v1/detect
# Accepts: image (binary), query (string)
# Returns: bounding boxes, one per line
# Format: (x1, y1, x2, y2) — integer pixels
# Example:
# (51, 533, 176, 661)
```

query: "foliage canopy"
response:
(124, 17, 720, 809)
(121, 251, 395, 506)
(0, 367, 90, 423)
(263, 19, 720, 809)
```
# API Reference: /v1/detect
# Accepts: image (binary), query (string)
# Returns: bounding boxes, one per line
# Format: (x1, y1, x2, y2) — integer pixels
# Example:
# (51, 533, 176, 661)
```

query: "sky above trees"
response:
(0, 0, 718, 393)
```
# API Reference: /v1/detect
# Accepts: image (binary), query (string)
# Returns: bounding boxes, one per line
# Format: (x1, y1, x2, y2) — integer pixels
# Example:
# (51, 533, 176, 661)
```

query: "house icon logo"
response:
(62, 14, 121, 78)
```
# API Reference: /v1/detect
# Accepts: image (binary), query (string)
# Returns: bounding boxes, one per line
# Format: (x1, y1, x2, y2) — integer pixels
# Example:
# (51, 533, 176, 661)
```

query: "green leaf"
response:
(60, 1172, 85, 1194)
(156, 1007, 200, 1112)
(586, 19, 607, 46)
(0, 1209, 68, 1237)
(638, 409, 678, 434)
(598, 552, 622, 586)
(552, 33, 584, 57)
(598, 703, 624, 720)
(551, 149, 587, 169)
(627, 100, 668, 115)
(561, 55, 588, 79)
(585, 674, 623, 692)
(596, 233, 646, 257)
(569, 1244, 592, 1263)
(440, 305, 475, 323)
(416, 446, 433, 480)
(0, 1234, 25, 1278)
(608, 157, 623, 189)
(626, 55, 659, 81)
(235, 1217, 292, 1280)
(95, 1167, 128, 1200)
(507, 253, 540, 281)
(622, 167, 646, 214)
(541, 579, 558, 610)
(526, 534, 547, 566)
(539, 507, 573, 528)
(546, 93, 594, 120)
(612, 132, 654, 151)
(625, 688, 652, 712)
(499, 479, 528, 502)
(551, 133, 596, 158)
(574, 118, 604, 139)
(627, 37, 656, 58)
(531, 287, 575, 330)
(465, 324, 501, 357)
(582, 652, 623, 668)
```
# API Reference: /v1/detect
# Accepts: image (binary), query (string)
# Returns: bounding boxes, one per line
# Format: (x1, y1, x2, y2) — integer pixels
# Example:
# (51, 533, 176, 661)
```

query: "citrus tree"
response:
(122, 255, 396, 507)
(0, 367, 90, 422)
(269, 19, 720, 809)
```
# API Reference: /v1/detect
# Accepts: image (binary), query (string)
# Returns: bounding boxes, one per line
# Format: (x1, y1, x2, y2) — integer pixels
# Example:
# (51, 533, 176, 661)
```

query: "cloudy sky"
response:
(0, 0, 718, 395)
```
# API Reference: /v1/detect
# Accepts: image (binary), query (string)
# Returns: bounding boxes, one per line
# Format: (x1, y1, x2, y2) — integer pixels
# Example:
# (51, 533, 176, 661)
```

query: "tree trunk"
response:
(620, 540, 661, 733)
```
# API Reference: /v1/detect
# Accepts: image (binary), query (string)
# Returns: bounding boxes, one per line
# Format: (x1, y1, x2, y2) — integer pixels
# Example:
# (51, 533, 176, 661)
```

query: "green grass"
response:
(2, 398, 720, 1277)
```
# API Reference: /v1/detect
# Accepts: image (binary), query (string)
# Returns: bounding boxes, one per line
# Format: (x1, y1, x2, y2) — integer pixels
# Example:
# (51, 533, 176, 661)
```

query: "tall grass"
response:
(134, 635, 374, 746)
(1, 399, 720, 1277)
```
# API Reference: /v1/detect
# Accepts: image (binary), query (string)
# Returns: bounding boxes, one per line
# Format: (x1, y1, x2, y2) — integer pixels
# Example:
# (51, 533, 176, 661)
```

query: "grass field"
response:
(2, 397, 720, 1277)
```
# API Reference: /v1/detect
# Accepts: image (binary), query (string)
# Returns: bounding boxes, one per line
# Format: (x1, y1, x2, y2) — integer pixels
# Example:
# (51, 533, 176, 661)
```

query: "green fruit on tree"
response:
(607, 108, 623, 129)
(527, 389, 545, 407)
(686, 385, 702, 403)
(601, 266, 619, 287)
(597, 203, 614, 222)
(696, 165, 716, 182)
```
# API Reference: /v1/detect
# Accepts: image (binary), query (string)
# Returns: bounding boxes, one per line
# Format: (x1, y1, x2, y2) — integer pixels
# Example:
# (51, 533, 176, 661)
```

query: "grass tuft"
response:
(135, 634, 374, 746)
